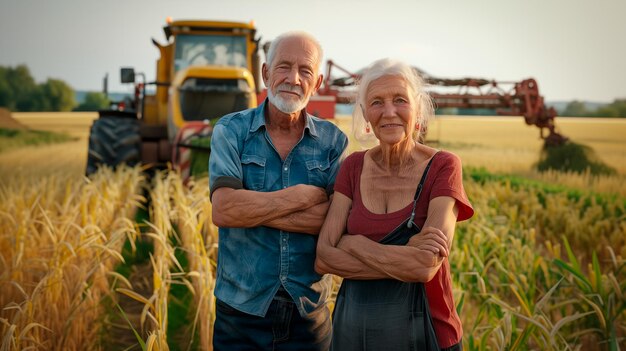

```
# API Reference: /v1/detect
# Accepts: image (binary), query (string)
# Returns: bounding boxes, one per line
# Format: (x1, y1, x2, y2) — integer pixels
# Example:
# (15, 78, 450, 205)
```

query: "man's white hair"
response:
(266, 31, 324, 72)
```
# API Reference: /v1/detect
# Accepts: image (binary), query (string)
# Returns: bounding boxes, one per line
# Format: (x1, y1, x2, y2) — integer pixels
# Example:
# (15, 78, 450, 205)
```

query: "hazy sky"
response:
(1, 0, 625, 102)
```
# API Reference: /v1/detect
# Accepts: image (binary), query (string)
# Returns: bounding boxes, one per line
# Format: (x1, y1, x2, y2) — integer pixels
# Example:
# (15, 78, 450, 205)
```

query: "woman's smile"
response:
(380, 123, 403, 129)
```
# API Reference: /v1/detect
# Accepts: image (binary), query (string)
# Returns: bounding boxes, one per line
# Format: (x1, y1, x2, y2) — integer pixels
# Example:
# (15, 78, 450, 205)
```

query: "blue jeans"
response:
(213, 290, 332, 351)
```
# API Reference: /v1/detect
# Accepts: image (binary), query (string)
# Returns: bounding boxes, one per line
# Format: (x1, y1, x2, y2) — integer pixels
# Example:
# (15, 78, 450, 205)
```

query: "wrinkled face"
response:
(263, 36, 322, 114)
(364, 75, 417, 146)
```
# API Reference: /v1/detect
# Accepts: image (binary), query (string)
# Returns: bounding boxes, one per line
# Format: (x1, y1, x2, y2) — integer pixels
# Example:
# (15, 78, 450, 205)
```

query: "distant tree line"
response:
(3, 63, 625, 117)
(562, 99, 626, 118)
(437, 100, 626, 118)
(0, 64, 109, 112)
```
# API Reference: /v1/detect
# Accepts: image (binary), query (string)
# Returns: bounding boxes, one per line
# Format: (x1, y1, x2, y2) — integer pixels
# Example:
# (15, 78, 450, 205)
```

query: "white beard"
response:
(267, 84, 309, 114)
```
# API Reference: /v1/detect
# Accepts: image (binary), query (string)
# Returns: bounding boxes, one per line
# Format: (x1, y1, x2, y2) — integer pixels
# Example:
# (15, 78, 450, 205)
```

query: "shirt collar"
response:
(249, 98, 319, 139)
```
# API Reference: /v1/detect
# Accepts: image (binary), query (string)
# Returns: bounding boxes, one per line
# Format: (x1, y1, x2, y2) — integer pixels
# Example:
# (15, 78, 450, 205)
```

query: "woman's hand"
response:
(407, 226, 449, 257)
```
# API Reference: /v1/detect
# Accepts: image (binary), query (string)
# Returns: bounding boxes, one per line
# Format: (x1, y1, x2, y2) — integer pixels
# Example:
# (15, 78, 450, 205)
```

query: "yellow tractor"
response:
(86, 19, 263, 176)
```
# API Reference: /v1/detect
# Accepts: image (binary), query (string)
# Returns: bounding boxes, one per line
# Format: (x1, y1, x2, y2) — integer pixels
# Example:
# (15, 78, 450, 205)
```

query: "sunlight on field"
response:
(0, 139, 88, 183)
(2, 112, 625, 350)
(12, 112, 97, 137)
(5, 113, 625, 194)
(333, 114, 626, 196)
(0, 112, 95, 184)
(337, 114, 626, 168)
(556, 118, 626, 173)
(428, 116, 544, 171)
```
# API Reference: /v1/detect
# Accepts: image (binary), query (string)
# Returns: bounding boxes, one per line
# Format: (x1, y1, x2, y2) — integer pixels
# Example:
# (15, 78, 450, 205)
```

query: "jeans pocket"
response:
(215, 299, 243, 316)
(271, 299, 293, 342)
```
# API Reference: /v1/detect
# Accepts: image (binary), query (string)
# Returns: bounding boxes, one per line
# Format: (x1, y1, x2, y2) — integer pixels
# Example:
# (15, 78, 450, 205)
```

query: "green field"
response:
(1, 112, 624, 350)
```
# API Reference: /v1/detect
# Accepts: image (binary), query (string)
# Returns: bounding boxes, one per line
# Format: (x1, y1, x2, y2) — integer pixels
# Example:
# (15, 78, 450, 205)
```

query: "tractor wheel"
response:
(86, 116, 141, 175)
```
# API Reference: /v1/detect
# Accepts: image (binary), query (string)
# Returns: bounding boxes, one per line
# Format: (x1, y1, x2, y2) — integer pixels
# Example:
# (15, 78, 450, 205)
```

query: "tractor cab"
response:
(87, 20, 262, 176)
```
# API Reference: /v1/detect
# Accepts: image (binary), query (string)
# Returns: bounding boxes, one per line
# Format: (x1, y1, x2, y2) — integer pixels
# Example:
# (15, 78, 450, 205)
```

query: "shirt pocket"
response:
(306, 159, 330, 188)
(242, 154, 266, 190)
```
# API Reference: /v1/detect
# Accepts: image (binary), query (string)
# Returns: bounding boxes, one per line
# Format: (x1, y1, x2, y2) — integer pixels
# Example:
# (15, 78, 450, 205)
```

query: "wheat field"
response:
(4, 112, 626, 185)
(1, 112, 624, 350)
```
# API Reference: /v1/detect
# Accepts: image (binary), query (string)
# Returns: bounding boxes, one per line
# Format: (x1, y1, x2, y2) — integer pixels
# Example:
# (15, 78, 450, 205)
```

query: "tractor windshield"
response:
(174, 34, 248, 73)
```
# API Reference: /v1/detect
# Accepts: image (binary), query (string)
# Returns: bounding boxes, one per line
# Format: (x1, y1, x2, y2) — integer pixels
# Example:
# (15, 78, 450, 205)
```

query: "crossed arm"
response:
(211, 184, 331, 235)
(315, 193, 459, 282)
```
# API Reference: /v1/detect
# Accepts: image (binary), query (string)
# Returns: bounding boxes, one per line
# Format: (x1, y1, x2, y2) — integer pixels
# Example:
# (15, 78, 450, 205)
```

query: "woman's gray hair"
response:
(266, 31, 324, 72)
(352, 58, 434, 145)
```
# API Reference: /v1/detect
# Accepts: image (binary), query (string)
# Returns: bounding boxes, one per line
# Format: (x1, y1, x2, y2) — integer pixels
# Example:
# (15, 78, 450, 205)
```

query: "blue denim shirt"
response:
(209, 99, 348, 317)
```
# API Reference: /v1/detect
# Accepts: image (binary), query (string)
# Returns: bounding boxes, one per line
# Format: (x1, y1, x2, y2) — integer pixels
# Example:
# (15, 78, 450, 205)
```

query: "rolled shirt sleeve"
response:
(209, 101, 350, 318)
(209, 122, 244, 199)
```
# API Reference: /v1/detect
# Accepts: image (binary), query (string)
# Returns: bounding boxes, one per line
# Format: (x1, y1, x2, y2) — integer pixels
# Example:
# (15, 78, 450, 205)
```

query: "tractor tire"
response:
(86, 116, 141, 175)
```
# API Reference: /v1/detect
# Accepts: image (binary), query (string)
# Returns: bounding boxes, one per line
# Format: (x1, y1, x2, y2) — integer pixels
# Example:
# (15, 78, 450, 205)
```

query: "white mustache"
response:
(276, 84, 303, 96)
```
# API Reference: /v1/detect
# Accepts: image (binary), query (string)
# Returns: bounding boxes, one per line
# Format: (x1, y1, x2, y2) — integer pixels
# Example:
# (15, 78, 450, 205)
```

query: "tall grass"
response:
(455, 173, 625, 350)
(2, 165, 623, 350)
(536, 142, 617, 175)
(170, 176, 217, 350)
(0, 128, 76, 153)
(115, 170, 218, 350)
(523, 168, 626, 198)
(0, 166, 144, 350)
(2, 114, 624, 350)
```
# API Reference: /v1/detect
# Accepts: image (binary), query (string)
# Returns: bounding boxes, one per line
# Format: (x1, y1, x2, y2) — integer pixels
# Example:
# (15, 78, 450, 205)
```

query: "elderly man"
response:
(209, 31, 348, 350)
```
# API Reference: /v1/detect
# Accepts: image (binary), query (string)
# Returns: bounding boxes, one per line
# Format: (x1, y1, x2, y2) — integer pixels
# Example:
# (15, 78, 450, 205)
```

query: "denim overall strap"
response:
(380, 151, 439, 245)
(407, 151, 439, 229)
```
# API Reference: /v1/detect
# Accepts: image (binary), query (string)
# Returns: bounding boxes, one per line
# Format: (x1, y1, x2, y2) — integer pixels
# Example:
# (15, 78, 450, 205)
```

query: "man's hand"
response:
(266, 200, 331, 235)
(211, 184, 327, 230)
(291, 184, 328, 208)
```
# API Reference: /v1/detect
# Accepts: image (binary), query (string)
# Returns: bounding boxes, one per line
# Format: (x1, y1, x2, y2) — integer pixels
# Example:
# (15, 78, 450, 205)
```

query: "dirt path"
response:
(105, 261, 156, 351)
(0, 108, 28, 129)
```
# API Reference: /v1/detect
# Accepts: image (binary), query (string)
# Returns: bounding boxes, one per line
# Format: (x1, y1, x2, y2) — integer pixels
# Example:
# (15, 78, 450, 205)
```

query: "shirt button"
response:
(282, 246, 287, 250)
(283, 167, 288, 171)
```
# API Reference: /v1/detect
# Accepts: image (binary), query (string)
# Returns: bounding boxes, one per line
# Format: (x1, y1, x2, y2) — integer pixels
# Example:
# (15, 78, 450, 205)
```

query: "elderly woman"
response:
(315, 58, 473, 351)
